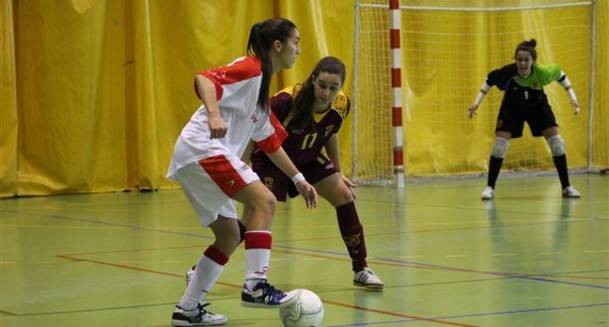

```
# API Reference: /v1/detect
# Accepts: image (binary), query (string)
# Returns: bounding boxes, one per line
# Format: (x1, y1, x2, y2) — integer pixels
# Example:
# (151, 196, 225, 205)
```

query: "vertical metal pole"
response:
(351, 0, 361, 181)
(390, 0, 404, 187)
(587, 0, 596, 171)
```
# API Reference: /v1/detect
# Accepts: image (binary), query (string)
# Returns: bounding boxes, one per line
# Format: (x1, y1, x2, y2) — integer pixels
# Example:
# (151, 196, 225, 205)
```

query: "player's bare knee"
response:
(491, 137, 510, 158)
(324, 183, 353, 207)
(546, 134, 565, 156)
(253, 192, 276, 217)
(337, 187, 354, 205)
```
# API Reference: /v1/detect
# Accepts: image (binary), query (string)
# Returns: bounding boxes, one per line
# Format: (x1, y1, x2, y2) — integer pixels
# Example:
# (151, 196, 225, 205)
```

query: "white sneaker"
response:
(353, 268, 384, 290)
(171, 303, 227, 326)
(562, 186, 581, 198)
(480, 186, 494, 200)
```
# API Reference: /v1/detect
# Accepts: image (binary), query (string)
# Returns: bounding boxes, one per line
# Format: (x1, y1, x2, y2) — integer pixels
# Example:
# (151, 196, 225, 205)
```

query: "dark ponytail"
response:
(514, 38, 537, 61)
(290, 56, 346, 131)
(247, 18, 297, 111)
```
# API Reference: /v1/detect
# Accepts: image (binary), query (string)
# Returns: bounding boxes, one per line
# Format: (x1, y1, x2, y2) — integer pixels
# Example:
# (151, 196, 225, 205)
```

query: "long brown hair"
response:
(514, 38, 537, 61)
(247, 18, 297, 111)
(290, 56, 346, 131)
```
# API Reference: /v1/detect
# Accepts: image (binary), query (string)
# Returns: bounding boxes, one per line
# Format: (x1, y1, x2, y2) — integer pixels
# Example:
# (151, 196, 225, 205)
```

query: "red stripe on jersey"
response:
(204, 246, 229, 265)
(393, 147, 404, 166)
(391, 68, 401, 87)
(392, 106, 402, 126)
(256, 113, 286, 154)
(198, 57, 262, 101)
(244, 231, 272, 249)
(270, 111, 288, 143)
(390, 29, 400, 49)
(198, 155, 248, 197)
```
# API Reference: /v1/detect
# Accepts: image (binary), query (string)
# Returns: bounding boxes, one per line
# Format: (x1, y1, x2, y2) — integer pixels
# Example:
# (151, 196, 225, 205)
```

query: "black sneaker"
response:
(240, 280, 297, 308)
(171, 303, 227, 326)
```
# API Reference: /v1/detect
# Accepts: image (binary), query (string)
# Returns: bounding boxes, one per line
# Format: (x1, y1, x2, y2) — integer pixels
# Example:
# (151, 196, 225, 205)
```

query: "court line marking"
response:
(373, 257, 609, 290)
(44, 254, 608, 326)
(3, 209, 604, 324)
(540, 251, 564, 255)
(53, 254, 478, 327)
(54, 245, 609, 282)
(321, 299, 478, 327)
(585, 249, 609, 254)
(0, 302, 176, 317)
(490, 253, 517, 257)
(5, 208, 606, 245)
(9, 210, 609, 288)
(56, 244, 609, 286)
(53, 245, 609, 282)
(327, 302, 609, 326)
(271, 247, 609, 284)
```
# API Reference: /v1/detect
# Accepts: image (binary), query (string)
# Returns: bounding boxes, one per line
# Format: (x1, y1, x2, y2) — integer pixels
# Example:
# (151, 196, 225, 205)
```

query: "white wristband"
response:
(567, 88, 577, 102)
(474, 91, 487, 106)
(291, 172, 305, 184)
(558, 74, 577, 101)
(474, 81, 490, 106)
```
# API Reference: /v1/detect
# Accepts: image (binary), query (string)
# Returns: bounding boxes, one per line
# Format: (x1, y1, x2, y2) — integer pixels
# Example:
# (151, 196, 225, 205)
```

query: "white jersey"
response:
(167, 56, 282, 179)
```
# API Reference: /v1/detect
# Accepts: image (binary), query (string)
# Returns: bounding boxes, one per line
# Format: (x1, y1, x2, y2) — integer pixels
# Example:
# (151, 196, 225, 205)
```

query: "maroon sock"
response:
(336, 202, 368, 272)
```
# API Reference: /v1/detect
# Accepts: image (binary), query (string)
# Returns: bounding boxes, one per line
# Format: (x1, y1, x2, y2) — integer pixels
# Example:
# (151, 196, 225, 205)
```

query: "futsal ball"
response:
(279, 289, 324, 327)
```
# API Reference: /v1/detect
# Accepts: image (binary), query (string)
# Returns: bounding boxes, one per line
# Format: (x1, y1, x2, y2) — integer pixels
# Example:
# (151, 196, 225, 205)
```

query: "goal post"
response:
(352, 0, 597, 184)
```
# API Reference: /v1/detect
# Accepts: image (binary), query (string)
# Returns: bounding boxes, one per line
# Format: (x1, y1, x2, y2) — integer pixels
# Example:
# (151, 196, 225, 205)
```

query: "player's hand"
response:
(208, 114, 227, 138)
(341, 174, 357, 199)
(570, 99, 580, 115)
(295, 180, 317, 209)
(467, 104, 479, 119)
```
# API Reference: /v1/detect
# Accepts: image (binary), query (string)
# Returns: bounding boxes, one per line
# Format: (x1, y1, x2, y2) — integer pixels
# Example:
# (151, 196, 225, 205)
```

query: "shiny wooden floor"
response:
(1, 174, 607, 327)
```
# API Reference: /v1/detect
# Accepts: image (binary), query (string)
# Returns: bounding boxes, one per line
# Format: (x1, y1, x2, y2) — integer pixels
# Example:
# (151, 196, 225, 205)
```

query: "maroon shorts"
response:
(251, 154, 338, 201)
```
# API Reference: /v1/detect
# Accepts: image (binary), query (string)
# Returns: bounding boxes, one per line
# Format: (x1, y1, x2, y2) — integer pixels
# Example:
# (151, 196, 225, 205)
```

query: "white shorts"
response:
(173, 153, 260, 227)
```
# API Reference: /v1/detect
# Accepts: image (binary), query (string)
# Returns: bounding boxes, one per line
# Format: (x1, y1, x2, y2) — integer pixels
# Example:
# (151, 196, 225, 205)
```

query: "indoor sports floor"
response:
(1, 174, 607, 326)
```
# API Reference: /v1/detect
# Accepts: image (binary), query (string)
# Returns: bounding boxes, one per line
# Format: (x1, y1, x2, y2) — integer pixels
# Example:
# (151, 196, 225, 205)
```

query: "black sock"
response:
(487, 156, 503, 188)
(552, 154, 570, 189)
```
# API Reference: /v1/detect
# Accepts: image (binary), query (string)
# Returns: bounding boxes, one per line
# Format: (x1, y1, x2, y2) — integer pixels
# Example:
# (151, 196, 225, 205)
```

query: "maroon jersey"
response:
(251, 84, 350, 165)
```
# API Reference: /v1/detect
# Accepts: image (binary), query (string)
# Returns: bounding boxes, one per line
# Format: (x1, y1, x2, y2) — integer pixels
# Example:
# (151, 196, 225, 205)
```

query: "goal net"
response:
(352, 0, 595, 183)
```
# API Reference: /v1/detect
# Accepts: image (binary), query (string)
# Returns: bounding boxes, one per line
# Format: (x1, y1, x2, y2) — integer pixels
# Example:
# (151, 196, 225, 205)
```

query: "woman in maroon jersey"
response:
(249, 56, 384, 289)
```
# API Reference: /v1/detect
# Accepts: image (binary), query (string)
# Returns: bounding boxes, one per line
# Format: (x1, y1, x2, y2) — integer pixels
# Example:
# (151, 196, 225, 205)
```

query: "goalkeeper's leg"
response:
(482, 131, 511, 200)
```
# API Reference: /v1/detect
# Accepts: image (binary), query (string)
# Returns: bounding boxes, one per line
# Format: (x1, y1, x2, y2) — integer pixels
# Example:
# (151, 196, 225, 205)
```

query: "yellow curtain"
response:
(1, 0, 607, 197)
(1, 0, 18, 197)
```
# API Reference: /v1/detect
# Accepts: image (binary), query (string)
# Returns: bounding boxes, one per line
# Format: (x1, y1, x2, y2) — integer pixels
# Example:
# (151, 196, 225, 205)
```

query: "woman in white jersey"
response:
(468, 39, 581, 200)
(168, 18, 317, 326)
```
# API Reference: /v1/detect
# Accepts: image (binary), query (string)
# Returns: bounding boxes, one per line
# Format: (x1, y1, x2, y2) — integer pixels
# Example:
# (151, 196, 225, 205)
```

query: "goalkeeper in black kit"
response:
(467, 39, 581, 200)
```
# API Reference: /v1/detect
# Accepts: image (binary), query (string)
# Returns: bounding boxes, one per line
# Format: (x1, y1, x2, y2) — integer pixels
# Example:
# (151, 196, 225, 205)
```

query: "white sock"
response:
(245, 248, 270, 282)
(179, 255, 224, 310)
(243, 230, 272, 290)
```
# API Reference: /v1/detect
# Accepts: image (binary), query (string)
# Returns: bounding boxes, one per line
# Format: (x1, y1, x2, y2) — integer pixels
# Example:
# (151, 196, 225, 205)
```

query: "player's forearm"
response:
(266, 147, 302, 182)
(557, 72, 577, 101)
(473, 81, 491, 106)
(195, 75, 221, 117)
